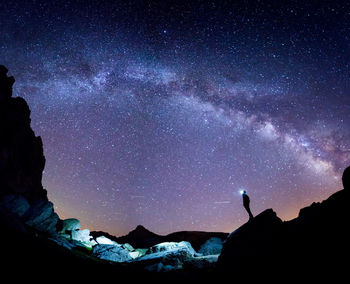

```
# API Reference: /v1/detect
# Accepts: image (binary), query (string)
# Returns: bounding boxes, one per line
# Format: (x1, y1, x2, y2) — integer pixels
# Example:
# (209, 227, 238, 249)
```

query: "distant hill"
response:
(91, 225, 228, 251)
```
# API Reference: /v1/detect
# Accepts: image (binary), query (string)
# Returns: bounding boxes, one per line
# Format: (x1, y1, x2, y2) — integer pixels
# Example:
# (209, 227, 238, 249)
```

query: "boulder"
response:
(134, 241, 198, 270)
(133, 248, 148, 258)
(217, 209, 284, 273)
(95, 235, 119, 245)
(129, 250, 146, 259)
(23, 200, 59, 234)
(121, 243, 134, 252)
(146, 241, 197, 256)
(58, 218, 81, 234)
(71, 229, 93, 243)
(92, 244, 133, 263)
(198, 237, 223, 256)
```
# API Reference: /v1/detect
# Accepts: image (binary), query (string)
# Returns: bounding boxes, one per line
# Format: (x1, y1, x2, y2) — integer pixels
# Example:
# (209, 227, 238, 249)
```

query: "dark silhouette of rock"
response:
(0, 65, 58, 234)
(217, 209, 283, 271)
(218, 168, 350, 279)
(114, 225, 164, 248)
(0, 65, 15, 99)
(198, 237, 224, 256)
(0, 67, 47, 202)
(22, 199, 59, 234)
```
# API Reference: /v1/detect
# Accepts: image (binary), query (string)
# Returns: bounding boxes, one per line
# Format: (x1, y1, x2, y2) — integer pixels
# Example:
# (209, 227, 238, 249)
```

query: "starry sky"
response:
(1, 0, 349, 236)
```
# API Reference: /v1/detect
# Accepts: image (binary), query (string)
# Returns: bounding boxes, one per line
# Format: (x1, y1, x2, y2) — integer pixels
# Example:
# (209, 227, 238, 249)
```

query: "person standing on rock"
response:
(240, 190, 254, 221)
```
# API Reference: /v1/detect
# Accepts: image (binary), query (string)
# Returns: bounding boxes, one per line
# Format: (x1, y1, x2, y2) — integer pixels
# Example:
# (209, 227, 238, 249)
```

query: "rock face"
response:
(0, 65, 58, 234)
(23, 199, 59, 234)
(217, 189, 349, 277)
(217, 209, 284, 272)
(58, 218, 81, 234)
(135, 241, 198, 271)
(284, 189, 349, 274)
(95, 235, 119, 245)
(71, 229, 92, 243)
(146, 241, 197, 256)
(131, 241, 221, 272)
(92, 244, 133, 263)
(198, 237, 223, 256)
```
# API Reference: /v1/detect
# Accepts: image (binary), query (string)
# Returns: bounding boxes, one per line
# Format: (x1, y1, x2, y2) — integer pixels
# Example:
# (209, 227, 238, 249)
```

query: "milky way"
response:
(1, 0, 349, 235)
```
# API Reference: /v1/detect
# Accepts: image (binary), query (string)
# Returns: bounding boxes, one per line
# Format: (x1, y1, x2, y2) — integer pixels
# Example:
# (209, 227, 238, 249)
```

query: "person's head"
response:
(240, 190, 246, 195)
(342, 166, 350, 189)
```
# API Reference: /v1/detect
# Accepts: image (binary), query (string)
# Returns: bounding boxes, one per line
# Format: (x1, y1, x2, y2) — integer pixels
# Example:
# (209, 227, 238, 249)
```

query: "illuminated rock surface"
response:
(92, 244, 132, 262)
(58, 218, 81, 234)
(198, 237, 223, 256)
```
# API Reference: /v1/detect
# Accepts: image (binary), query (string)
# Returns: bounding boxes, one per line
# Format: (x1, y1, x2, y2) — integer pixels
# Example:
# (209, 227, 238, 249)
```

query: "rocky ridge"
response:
(217, 188, 349, 278)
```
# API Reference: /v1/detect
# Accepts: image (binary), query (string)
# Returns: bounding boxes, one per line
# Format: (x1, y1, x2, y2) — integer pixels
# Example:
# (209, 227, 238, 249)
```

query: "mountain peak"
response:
(135, 225, 147, 231)
(130, 225, 158, 237)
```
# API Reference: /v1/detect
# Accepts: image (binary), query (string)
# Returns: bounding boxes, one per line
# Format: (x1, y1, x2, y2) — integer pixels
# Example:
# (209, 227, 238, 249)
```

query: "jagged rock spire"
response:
(0, 65, 15, 99)
(0, 65, 47, 202)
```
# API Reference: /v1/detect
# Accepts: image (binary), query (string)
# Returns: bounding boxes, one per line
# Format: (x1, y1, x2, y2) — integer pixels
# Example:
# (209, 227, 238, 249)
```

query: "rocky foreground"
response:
(0, 65, 348, 282)
(0, 65, 227, 281)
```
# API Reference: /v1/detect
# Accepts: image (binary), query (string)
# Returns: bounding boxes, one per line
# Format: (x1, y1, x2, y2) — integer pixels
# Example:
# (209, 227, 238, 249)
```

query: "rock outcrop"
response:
(217, 189, 349, 278)
(132, 241, 198, 271)
(0, 65, 58, 234)
(92, 244, 133, 263)
(198, 237, 223, 256)
(0, 69, 47, 202)
(217, 209, 284, 271)
(58, 218, 81, 234)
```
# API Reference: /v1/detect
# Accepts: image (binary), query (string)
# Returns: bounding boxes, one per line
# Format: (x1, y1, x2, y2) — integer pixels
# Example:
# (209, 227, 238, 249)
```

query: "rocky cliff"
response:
(0, 65, 58, 234)
(217, 187, 349, 278)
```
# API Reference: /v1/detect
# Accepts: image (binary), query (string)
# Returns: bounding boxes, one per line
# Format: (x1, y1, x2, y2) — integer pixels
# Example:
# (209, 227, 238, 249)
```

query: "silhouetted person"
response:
(0, 65, 15, 99)
(241, 190, 254, 220)
(342, 166, 350, 189)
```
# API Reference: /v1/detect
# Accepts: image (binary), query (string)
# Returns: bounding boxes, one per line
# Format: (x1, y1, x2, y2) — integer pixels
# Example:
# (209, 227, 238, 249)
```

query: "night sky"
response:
(1, 0, 349, 236)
